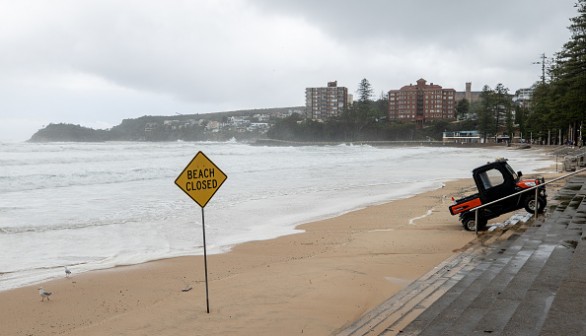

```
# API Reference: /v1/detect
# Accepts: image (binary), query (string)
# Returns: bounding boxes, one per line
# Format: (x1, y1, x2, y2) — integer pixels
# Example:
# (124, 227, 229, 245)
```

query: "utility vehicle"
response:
(449, 158, 546, 231)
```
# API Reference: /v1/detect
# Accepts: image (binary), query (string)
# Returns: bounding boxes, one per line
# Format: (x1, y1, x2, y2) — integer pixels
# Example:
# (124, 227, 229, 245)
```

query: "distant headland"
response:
(28, 105, 481, 144)
(28, 107, 304, 143)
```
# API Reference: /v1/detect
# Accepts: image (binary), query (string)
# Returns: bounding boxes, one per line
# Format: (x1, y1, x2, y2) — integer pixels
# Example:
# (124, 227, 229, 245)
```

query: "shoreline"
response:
(0, 178, 480, 335)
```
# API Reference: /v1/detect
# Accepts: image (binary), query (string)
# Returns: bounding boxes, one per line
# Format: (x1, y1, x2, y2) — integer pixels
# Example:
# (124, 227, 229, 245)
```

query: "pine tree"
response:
(550, 0, 586, 144)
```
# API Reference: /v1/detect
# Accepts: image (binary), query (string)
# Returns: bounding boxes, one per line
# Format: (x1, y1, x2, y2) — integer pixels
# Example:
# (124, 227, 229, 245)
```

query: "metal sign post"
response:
(201, 207, 210, 313)
(175, 151, 227, 314)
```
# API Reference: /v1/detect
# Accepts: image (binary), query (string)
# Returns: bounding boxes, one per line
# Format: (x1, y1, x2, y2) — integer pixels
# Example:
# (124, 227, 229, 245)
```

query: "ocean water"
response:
(0, 141, 554, 291)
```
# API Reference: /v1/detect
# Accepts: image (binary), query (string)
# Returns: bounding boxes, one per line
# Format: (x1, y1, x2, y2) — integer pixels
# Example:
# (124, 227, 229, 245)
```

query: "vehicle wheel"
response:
(524, 196, 546, 214)
(462, 216, 487, 231)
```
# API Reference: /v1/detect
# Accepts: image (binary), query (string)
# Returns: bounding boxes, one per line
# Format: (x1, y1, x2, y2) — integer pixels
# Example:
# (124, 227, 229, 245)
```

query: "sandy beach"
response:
(0, 177, 530, 335)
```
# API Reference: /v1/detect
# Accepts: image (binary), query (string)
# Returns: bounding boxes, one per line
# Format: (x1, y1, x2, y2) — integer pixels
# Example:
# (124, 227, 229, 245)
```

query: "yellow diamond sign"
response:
(175, 151, 227, 208)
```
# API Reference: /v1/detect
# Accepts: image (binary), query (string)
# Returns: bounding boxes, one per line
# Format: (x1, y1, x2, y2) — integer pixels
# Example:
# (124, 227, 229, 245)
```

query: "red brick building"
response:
(388, 78, 456, 126)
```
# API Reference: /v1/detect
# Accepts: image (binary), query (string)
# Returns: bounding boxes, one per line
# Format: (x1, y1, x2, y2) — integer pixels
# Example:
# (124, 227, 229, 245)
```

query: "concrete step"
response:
(538, 245, 586, 336)
(400, 220, 555, 336)
(411, 238, 545, 335)
(464, 241, 560, 335)
(500, 243, 574, 336)
(538, 186, 586, 336)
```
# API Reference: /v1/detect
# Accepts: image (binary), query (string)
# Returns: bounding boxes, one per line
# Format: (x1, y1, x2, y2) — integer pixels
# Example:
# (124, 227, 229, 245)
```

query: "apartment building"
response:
(305, 81, 349, 120)
(512, 87, 533, 108)
(388, 78, 456, 125)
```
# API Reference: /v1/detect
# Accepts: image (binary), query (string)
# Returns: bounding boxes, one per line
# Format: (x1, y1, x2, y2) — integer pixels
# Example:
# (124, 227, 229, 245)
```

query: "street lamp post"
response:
(532, 53, 548, 84)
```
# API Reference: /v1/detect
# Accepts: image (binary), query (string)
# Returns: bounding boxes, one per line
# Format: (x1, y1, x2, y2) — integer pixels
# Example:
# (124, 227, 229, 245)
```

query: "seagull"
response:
(65, 266, 71, 278)
(38, 287, 52, 302)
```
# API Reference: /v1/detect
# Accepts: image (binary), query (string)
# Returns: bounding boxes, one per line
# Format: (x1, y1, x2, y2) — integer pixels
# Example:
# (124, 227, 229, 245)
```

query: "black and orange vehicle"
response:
(449, 158, 547, 231)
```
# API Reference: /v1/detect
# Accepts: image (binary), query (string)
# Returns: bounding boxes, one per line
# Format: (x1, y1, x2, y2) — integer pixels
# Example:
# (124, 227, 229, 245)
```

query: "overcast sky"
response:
(0, 0, 578, 142)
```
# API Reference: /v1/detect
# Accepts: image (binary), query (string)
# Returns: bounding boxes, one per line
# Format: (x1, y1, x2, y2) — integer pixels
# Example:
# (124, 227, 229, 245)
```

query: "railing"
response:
(473, 167, 586, 234)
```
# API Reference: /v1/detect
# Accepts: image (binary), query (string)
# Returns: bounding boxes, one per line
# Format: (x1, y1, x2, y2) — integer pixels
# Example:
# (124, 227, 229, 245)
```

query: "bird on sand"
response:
(38, 287, 52, 301)
(65, 266, 71, 278)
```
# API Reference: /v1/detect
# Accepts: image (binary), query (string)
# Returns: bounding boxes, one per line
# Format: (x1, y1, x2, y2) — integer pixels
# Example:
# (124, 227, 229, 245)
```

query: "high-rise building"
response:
(512, 88, 533, 108)
(388, 78, 456, 126)
(305, 81, 349, 120)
